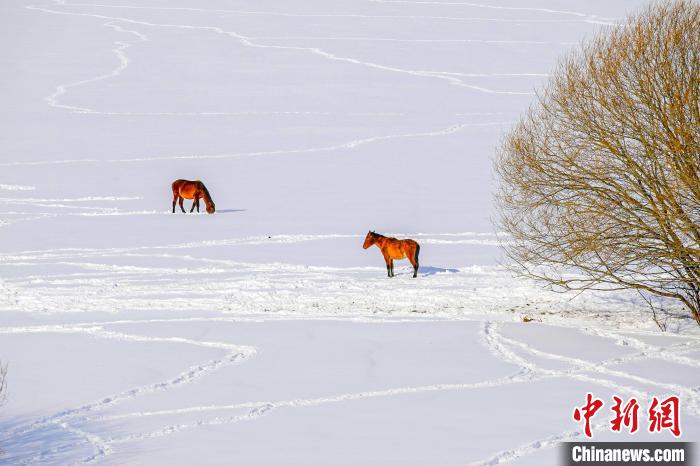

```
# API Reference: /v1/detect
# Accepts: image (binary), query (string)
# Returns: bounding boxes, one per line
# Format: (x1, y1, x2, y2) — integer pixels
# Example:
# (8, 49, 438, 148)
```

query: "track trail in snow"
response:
(367, 0, 618, 26)
(24, 0, 538, 125)
(471, 322, 700, 465)
(63, 1, 618, 26)
(2, 317, 698, 464)
(2, 0, 696, 464)
(2, 323, 256, 465)
(0, 120, 512, 167)
(42, 19, 146, 113)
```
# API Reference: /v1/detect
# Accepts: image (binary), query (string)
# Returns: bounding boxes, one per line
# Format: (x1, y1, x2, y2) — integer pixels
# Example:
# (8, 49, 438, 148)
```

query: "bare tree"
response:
(495, 1, 700, 324)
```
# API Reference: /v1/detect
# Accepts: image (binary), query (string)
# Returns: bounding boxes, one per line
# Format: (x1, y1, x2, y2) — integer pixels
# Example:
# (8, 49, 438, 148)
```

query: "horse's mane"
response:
(199, 181, 214, 204)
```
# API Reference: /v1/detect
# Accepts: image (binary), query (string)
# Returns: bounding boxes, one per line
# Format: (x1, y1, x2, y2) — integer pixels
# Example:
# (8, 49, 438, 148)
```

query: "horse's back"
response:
(172, 179, 198, 198)
(172, 179, 188, 190)
(383, 237, 418, 259)
(399, 238, 419, 255)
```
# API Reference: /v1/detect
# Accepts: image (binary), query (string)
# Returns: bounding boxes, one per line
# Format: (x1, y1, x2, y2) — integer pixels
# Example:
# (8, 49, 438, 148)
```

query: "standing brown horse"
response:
(363, 231, 420, 278)
(171, 179, 215, 214)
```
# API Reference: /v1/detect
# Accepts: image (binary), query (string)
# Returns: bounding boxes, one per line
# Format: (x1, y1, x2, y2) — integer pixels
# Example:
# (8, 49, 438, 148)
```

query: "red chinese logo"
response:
(610, 396, 640, 433)
(573, 394, 681, 438)
(573, 392, 604, 438)
(648, 395, 681, 437)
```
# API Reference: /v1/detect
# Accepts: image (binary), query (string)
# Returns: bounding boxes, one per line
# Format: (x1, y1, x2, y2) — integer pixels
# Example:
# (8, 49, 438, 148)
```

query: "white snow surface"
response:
(1, 0, 698, 464)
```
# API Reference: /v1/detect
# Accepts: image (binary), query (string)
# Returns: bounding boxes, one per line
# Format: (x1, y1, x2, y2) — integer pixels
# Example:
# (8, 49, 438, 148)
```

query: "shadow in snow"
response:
(0, 415, 85, 465)
(419, 266, 459, 275)
(216, 209, 246, 214)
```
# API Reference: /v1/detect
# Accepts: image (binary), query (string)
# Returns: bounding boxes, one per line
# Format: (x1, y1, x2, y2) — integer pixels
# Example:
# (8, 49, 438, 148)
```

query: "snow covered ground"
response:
(1, 0, 698, 464)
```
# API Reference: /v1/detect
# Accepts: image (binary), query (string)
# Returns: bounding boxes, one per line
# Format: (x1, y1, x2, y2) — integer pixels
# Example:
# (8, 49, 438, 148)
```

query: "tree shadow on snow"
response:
(0, 414, 84, 464)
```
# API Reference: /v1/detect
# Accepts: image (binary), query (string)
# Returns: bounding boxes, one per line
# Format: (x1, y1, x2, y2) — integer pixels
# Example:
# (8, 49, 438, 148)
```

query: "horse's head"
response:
(363, 230, 376, 249)
(199, 182, 215, 214)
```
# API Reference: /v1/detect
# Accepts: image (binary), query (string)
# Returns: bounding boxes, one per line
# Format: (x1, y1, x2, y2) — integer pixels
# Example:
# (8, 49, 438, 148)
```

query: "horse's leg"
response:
(172, 193, 178, 213)
(413, 244, 420, 278)
(196, 196, 200, 212)
(189, 196, 196, 213)
(408, 249, 419, 278)
(389, 259, 394, 277)
(179, 196, 186, 213)
(382, 252, 392, 277)
(408, 257, 417, 278)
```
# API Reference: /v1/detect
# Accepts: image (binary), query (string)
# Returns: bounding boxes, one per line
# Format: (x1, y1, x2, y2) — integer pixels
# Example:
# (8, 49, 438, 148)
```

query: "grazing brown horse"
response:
(363, 231, 420, 278)
(171, 179, 215, 214)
